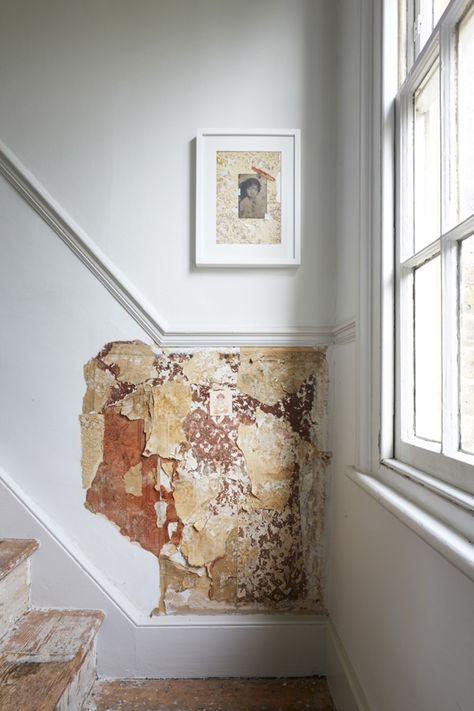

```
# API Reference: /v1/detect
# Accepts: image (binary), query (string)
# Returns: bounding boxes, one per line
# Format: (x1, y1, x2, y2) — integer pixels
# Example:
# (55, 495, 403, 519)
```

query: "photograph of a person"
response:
(238, 174, 267, 219)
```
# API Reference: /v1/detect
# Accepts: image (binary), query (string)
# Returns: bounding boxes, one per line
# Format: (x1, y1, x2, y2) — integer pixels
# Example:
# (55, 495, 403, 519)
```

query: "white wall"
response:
(0, 0, 337, 332)
(328, 2, 474, 710)
(0, 174, 160, 615)
(334, 0, 360, 327)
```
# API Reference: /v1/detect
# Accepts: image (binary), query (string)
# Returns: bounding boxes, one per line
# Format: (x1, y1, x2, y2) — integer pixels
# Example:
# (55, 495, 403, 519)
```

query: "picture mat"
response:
(216, 151, 281, 244)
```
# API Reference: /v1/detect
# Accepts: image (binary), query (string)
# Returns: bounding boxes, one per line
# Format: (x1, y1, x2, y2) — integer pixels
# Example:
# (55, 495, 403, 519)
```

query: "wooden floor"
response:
(87, 677, 335, 711)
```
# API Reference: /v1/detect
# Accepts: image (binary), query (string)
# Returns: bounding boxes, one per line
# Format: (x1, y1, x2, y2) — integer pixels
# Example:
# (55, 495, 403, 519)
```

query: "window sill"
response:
(344, 464, 474, 582)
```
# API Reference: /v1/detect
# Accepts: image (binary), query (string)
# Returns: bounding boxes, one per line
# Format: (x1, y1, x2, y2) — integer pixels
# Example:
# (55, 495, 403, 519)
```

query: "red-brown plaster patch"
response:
(85, 412, 181, 556)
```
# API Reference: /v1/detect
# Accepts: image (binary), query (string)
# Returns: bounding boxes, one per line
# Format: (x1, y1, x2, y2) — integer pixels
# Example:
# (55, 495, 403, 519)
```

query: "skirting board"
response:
(0, 471, 327, 678)
(326, 621, 371, 711)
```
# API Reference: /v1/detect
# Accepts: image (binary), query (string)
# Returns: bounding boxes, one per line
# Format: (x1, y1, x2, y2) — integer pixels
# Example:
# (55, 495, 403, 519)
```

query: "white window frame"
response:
(396, 0, 474, 495)
(355, 0, 474, 569)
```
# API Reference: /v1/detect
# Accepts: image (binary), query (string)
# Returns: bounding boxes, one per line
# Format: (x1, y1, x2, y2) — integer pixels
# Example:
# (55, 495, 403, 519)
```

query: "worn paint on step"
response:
(0, 609, 103, 711)
(0, 539, 38, 581)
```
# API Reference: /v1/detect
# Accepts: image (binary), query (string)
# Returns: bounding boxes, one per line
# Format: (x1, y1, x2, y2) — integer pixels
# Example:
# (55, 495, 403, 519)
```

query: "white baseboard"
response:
(326, 621, 371, 711)
(0, 469, 327, 678)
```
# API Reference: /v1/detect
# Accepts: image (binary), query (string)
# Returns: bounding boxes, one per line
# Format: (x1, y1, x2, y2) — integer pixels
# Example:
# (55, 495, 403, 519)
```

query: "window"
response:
(395, 0, 474, 494)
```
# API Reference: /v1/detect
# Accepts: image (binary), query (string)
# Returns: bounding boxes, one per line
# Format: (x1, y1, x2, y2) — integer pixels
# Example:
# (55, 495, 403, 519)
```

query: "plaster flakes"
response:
(124, 462, 142, 496)
(168, 522, 178, 539)
(82, 359, 116, 414)
(182, 351, 237, 386)
(158, 466, 173, 493)
(163, 586, 235, 615)
(238, 348, 325, 406)
(237, 410, 299, 508)
(158, 555, 211, 615)
(102, 341, 157, 385)
(154, 501, 168, 528)
(180, 514, 235, 567)
(242, 485, 291, 512)
(145, 380, 193, 458)
(209, 527, 238, 604)
(80, 413, 104, 489)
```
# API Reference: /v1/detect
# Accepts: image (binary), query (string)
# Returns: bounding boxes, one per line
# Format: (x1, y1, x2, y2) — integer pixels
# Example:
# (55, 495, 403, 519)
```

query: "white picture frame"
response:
(196, 128, 301, 267)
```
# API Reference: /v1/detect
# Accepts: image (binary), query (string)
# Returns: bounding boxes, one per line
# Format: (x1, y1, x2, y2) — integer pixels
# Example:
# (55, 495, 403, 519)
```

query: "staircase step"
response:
(0, 539, 38, 580)
(85, 678, 336, 711)
(0, 608, 104, 711)
(0, 539, 38, 640)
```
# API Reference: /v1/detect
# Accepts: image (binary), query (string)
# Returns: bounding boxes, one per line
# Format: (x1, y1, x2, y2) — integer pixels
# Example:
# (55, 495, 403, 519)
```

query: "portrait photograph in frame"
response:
(196, 129, 300, 267)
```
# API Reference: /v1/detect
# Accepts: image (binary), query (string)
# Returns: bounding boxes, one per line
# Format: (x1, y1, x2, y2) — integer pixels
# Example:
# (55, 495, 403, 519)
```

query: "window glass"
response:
(414, 256, 442, 441)
(433, 0, 450, 25)
(416, 0, 450, 56)
(414, 64, 441, 252)
(460, 235, 474, 454)
(457, 6, 474, 223)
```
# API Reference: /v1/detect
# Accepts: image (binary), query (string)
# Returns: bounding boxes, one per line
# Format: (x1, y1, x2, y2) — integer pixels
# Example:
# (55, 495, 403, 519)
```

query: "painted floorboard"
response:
(87, 677, 336, 711)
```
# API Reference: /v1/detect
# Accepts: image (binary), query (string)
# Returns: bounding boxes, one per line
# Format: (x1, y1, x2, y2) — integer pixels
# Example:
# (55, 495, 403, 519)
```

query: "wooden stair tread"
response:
(0, 608, 104, 711)
(0, 539, 38, 581)
(86, 678, 336, 711)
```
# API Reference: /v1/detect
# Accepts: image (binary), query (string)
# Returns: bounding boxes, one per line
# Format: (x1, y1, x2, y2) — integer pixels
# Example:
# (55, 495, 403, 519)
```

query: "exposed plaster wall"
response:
(0, 0, 337, 332)
(81, 342, 331, 615)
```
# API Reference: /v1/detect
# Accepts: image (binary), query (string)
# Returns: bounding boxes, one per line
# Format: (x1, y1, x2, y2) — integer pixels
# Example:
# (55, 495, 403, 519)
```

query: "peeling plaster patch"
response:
(145, 380, 193, 458)
(83, 359, 116, 414)
(238, 348, 325, 406)
(102, 341, 158, 385)
(80, 414, 104, 489)
(158, 554, 211, 615)
(124, 463, 142, 496)
(81, 342, 331, 616)
(182, 351, 238, 386)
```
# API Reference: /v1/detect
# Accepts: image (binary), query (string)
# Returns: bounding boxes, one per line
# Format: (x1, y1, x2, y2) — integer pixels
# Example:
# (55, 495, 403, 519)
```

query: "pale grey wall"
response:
(0, 0, 337, 331)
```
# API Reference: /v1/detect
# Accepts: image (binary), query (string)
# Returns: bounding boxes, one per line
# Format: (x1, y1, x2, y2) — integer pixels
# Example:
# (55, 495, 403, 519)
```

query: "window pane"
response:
(460, 235, 474, 454)
(414, 256, 441, 441)
(417, 0, 434, 53)
(414, 65, 441, 252)
(457, 7, 474, 223)
(433, 0, 450, 26)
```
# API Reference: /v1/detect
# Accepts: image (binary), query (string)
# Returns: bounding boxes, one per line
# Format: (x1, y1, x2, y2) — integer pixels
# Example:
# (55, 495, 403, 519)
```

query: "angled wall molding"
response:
(0, 140, 335, 347)
(333, 319, 356, 345)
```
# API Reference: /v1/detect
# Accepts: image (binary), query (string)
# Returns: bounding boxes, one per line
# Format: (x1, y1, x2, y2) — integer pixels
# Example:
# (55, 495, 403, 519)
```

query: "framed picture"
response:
(196, 128, 300, 267)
